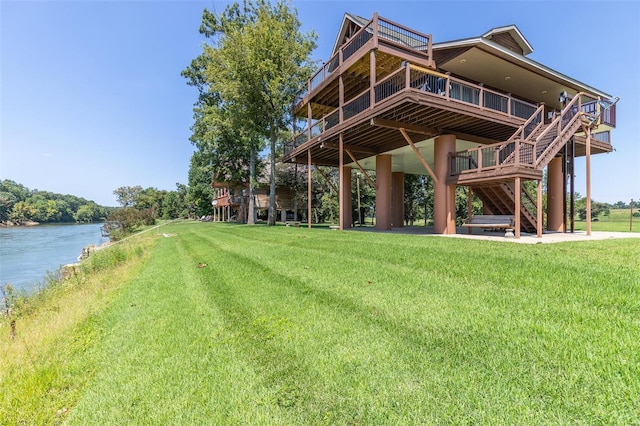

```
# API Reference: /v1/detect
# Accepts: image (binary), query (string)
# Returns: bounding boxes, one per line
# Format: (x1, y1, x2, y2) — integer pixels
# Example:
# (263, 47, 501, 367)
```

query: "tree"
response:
(162, 183, 189, 219)
(185, 0, 317, 226)
(113, 186, 143, 208)
(187, 152, 215, 218)
(0, 192, 17, 223)
(575, 197, 610, 220)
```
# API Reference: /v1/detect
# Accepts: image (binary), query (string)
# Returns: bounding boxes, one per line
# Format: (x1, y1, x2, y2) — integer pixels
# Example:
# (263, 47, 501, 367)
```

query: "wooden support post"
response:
(308, 149, 312, 229)
(345, 149, 376, 189)
(370, 49, 376, 109)
(467, 187, 473, 234)
(585, 127, 592, 236)
(570, 137, 575, 233)
(339, 75, 344, 123)
(314, 164, 338, 194)
(307, 102, 312, 141)
(339, 133, 344, 230)
(515, 177, 521, 239)
(537, 179, 543, 238)
(399, 128, 439, 184)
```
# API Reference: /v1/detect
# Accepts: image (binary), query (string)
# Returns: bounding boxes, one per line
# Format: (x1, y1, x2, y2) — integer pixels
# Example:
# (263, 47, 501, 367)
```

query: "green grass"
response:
(2, 223, 640, 424)
(573, 208, 640, 232)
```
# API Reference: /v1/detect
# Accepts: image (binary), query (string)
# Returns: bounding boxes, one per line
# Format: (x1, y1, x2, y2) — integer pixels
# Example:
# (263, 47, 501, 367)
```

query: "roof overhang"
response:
(331, 13, 368, 56)
(482, 25, 533, 56)
(434, 37, 612, 108)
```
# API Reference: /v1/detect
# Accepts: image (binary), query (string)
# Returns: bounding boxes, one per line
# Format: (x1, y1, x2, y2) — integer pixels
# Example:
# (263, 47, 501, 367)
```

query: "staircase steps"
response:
(472, 184, 537, 233)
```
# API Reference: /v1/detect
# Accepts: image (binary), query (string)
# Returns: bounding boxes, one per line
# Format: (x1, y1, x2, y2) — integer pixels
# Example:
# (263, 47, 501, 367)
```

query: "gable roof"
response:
(328, 14, 610, 100)
(482, 25, 533, 55)
(331, 13, 368, 55)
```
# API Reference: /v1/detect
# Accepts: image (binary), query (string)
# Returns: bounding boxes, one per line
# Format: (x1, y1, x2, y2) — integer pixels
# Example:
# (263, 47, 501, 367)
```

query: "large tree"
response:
(183, 0, 316, 225)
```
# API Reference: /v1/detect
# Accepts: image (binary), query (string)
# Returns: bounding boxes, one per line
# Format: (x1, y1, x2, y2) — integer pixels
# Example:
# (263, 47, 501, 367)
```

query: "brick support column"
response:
(340, 166, 352, 229)
(434, 134, 456, 234)
(375, 155, 392, 230)
(547, 157, 564, 232)
(391, 172, 404, 227)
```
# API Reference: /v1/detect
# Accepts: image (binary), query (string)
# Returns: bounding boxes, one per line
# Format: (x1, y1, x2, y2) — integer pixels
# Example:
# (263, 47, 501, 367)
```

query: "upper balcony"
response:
(292, 13, 434, 118)
(284, 14, 616, 170)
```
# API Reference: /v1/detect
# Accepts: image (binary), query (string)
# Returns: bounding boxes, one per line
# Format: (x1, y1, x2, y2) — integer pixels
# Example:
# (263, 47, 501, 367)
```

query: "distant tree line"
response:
(111, 184, 190, 220)
(0, 179, 111, 225)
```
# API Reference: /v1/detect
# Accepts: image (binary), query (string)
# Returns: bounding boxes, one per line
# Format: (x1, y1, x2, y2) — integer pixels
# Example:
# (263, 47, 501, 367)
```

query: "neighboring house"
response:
(283, 13, 617, 237)
(211, 180, 303, 223)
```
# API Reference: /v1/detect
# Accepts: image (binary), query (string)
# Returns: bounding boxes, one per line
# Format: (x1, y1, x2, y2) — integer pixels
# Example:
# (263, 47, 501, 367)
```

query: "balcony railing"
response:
(449, 139, 536, 175)
(581, 98, 617, 128)
(296, 14, 433, 111)
(289, 64, 538, 153)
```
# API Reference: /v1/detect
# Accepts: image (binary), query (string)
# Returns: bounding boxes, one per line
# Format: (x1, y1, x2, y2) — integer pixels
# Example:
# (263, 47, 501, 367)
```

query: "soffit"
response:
(440, 46, 600, 109)
(348, 138, 478, 174)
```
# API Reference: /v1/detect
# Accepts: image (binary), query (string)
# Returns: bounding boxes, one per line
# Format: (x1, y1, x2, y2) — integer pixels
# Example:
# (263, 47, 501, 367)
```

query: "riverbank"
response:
(1, 229, 155, 424)
(0, 220, 40, 227)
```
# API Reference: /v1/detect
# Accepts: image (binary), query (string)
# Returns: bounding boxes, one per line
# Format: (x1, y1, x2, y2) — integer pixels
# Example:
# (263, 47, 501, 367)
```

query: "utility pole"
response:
(631, 199, 634, 232)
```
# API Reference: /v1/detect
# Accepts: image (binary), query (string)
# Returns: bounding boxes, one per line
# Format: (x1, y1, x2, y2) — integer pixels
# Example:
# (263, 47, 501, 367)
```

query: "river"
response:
(0, 223, 109, 294)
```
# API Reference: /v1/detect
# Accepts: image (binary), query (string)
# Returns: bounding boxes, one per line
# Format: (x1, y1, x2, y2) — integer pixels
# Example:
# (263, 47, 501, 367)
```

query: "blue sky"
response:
(1, 1, 638, 206)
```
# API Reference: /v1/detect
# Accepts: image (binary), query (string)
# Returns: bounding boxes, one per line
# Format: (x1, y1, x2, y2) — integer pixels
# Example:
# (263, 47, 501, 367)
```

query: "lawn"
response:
(2, 222, 639, 424)
(573, 208, 640, 232)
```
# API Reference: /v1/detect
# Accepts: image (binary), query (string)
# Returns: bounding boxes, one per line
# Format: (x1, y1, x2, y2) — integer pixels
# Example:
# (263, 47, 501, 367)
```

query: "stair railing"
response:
(493, 103, 546, 166)
(534, 92, 589, 168)
(506, 103, 545, 143)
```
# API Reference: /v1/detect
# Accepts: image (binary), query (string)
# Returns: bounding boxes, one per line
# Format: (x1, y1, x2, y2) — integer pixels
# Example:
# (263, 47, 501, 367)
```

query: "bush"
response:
(106, 208, 156, 240)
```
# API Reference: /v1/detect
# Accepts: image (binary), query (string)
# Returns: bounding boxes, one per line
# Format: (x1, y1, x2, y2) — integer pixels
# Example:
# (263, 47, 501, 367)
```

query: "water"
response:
(0, 223, 109, 293)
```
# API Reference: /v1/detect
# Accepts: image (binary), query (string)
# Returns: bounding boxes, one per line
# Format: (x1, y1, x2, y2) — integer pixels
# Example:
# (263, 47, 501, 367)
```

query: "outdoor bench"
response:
(462, 215, 515, 237)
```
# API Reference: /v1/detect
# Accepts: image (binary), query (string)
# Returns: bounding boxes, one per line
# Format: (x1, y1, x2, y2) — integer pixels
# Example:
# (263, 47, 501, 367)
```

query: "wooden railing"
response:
(289, 64, 538, 153)
(534, 92, 596, 168)
(449, 139, 536, 175)
(446, 91, 618, 176)
(294, 14, 432, 112)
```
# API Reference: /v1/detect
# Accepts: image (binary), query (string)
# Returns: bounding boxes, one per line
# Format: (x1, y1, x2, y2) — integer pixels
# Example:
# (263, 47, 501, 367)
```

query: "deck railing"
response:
(343, 90, 371, 120)
(295, 14, 432, 111)
(593, 131, 610, 143)
(581, 98, 617, 128)
(449, 139, 536, 175)
(446, 91, 617, 176)
(290, 63, 538, 152)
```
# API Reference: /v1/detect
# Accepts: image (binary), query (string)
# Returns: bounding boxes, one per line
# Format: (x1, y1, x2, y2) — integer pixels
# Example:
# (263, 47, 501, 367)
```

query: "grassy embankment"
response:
(2, 222, 639, 424)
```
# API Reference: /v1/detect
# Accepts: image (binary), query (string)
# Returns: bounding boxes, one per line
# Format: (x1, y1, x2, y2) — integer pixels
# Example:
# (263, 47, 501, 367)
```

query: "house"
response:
(282, 13, 617, 237)
(211, 178, 305, 223)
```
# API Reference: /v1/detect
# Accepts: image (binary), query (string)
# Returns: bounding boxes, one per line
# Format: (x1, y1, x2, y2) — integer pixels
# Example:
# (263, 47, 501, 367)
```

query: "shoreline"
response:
(0, 220, 40, 227)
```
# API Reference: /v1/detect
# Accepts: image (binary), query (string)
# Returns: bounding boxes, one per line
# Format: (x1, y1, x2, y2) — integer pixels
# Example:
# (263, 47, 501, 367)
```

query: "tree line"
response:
(0, 179, 110, 225)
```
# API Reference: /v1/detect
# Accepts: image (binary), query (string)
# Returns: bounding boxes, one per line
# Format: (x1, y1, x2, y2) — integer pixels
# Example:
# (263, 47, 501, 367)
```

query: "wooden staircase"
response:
(454, 92, 616, 233)
(472, 183, 537, 233)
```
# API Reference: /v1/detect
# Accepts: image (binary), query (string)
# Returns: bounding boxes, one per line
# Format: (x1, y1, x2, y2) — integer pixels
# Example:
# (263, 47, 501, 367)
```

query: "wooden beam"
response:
(320, 141, 377, 156)
(399, 128, 439, 184)
(371, 117, 437, 137)
(515, 177, 521, 239)
(313, 164, 338, 194)
(467, 187, 473, 235)
(441, 129, 502, 146)
(308, 149, 312, 229)
(537, 179, 543, 238)
(339, 133, 344, 230)
(345, 149, 377, 189)
(584, 125, 592, 236)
